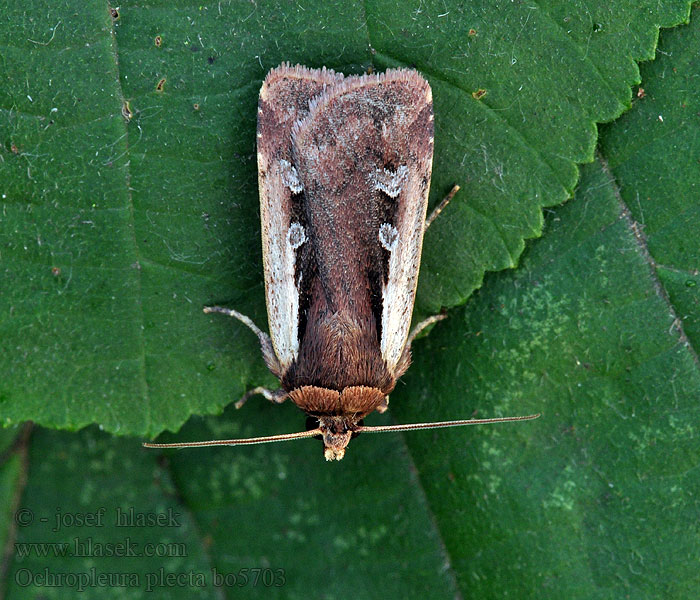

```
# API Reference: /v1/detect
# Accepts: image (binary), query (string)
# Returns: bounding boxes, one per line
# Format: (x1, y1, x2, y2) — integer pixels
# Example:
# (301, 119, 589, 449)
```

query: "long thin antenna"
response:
(142, 414, 540, 450)
(356, 413, 540, 434)
(142, 428, 322, 449)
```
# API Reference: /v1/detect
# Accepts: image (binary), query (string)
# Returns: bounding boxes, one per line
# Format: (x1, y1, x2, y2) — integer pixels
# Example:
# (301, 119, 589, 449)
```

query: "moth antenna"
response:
(142, 428, 322, 449)
(356, 413, 540, 434)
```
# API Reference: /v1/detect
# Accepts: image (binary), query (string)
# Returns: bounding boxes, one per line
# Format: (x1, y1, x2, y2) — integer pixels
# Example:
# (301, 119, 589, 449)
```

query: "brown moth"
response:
(144, 64, 538, 460)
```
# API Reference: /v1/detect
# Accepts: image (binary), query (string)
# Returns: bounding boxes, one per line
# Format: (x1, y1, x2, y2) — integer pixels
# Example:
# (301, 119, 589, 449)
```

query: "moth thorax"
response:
(288, 385, 386, 417)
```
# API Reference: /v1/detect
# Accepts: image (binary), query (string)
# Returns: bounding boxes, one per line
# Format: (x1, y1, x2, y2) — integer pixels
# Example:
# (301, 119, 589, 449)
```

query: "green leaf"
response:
(0, 0, 692, 436)
(2, 4, 699, 596)
(599, 11, 700, 350)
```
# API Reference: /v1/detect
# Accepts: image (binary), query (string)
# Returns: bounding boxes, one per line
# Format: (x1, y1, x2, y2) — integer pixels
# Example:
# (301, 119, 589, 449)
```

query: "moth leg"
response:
(407, 312, 448, 348)
(203, 305, 283, 378)
(376, 396, 390, 414)
(394, 313, 448, 380)
(425, 184, 460, 229)
(235, 387, 288, 410)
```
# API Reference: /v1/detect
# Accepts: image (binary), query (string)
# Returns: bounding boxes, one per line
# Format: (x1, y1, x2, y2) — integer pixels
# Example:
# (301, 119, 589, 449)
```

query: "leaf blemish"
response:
(122, 101, 132, 121)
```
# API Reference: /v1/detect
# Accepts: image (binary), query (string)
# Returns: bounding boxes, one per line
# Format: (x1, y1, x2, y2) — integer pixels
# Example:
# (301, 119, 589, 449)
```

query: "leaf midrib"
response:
(105, 8, 152, 435)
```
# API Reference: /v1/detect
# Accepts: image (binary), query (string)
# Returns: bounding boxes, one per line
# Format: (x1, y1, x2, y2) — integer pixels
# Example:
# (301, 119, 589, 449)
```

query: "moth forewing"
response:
(257, 65, 344, 372)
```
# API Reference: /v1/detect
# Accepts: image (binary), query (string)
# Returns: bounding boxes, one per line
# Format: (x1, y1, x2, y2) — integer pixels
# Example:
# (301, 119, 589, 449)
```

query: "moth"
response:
(145, 64, 537, 460)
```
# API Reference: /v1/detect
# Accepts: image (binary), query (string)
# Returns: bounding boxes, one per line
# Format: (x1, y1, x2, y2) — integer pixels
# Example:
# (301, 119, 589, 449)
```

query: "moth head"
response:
(316, 415, 359, 461)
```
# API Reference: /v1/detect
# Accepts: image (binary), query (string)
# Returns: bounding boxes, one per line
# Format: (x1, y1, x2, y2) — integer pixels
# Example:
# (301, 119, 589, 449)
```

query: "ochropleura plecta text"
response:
(144, 64, 538, 460)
